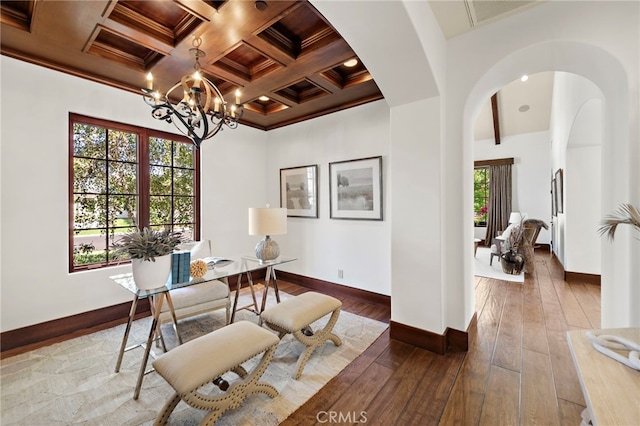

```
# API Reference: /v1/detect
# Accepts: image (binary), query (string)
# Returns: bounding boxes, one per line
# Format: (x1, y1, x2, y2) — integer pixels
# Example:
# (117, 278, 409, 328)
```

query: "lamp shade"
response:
(509, 212, 522, 224)
(248, 207, 287, 236)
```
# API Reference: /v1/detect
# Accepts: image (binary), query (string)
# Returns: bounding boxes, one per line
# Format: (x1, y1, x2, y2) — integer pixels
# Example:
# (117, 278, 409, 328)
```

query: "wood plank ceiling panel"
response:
(0, 0, 383, 131)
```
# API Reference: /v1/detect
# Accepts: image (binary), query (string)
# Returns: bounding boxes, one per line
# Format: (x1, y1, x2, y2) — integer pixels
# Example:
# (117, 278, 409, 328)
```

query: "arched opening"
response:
(464, 40, 631, 328)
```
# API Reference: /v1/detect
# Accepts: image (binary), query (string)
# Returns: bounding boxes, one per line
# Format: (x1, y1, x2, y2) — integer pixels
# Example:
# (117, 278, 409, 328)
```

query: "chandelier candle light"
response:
(142, 36, 243, 148)
(249, 206, 287, 262)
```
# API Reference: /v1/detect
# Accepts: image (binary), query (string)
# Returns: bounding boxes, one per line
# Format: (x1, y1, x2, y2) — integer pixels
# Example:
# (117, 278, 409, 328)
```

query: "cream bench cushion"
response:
(261, 291, 342, 379)
(152, 321, 279, 425)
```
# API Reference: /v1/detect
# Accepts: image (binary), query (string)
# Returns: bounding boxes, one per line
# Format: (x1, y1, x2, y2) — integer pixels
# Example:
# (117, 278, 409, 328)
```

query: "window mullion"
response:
(138, 130, 150, 230)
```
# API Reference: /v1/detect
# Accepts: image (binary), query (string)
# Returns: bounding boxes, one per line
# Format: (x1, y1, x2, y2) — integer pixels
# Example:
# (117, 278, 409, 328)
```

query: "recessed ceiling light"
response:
(255, 1, 268, 11)
(520, 75, 529, 82)
(258, 95, 270, 101)
(519, 105, 530, 112)
(343, 58, 358, 67)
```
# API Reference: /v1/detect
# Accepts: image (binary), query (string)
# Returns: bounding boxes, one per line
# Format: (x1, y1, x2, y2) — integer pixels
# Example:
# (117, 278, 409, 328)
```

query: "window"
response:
(69, 114, 200, 272)
(474, 167, 490, 226)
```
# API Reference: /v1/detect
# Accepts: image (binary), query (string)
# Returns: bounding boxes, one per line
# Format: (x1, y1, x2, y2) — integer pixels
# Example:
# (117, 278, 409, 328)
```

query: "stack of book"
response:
(171, 251, 191, 284)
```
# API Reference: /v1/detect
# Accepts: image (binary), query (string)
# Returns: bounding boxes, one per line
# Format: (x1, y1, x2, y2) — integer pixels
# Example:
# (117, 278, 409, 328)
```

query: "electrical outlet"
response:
(338, 269, 343, 278)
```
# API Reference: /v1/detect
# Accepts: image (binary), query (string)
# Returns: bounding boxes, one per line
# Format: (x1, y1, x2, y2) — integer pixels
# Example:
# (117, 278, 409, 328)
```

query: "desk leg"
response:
(230, 274, 242, 324)
(259, 266, 281, 313)
(115, 293, 139, 373)
(259, 267, 271, 314)
(133, 293, 164, 400)
(164, 292, 182, 345)
(271, 268, 281, 303)
(245, 271, 259, 311)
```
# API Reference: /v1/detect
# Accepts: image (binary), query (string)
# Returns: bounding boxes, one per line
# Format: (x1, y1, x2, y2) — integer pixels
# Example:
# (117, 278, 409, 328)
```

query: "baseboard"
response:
(276, 271, 390, 306)
(1, 298, 152, 357)
(389, 312, 476, 355)
(565, 271, 601, 285)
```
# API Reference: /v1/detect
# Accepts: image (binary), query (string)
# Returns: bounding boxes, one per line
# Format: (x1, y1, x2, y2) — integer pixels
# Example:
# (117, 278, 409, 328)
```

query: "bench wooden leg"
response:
(291, 308, 342, 379)
(153, 345, 278, 426)
(267, 308, 342, 379)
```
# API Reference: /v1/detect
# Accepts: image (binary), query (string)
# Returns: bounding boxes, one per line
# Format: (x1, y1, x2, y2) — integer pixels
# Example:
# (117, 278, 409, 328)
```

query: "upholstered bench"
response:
(152, 320, 279, 426)
(260, 291, 342, 379)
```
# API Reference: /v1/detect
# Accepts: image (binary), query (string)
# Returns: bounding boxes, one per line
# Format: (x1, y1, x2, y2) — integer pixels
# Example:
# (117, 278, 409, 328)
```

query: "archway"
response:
(463, 40, 632, 328)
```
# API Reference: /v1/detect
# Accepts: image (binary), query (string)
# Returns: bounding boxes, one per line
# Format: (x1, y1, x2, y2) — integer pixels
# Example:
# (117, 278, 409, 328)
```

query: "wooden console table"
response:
(567, 328, 640, 425)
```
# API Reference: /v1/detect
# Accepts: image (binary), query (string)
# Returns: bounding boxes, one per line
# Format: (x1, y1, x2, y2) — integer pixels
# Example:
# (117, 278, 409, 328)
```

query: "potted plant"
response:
(113, 227, 183, 290)
(501, 217, 525, 275)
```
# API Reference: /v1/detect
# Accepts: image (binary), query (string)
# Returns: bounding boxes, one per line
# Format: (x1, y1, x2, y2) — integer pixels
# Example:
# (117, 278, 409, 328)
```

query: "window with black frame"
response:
(69, 114, 200, 272)
(474, 166, 490, 226)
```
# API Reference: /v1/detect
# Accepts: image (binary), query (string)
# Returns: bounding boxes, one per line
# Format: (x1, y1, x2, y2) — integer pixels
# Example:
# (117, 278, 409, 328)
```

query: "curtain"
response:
(485, 164, 512, 245)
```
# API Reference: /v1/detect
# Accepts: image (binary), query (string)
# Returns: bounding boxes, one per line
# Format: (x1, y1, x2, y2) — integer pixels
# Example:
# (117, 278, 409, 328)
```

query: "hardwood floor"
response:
(282, 250, 600, 425)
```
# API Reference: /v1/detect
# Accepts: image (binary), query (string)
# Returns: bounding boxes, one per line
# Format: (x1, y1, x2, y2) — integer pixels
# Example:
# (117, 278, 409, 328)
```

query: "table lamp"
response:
(509, 212, 523, 224)
(248, 206, 287, 261)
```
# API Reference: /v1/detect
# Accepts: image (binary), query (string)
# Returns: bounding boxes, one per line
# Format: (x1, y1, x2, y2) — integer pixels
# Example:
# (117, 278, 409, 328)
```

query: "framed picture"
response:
(329, 156, 383, 220)
(551, 178, 557, 216)
(554, 168, 563, 214)
(280, 165, 318, 218)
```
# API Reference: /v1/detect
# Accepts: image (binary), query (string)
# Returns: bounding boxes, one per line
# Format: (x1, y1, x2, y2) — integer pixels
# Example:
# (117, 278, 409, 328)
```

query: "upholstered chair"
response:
(158, 240, 231, 345)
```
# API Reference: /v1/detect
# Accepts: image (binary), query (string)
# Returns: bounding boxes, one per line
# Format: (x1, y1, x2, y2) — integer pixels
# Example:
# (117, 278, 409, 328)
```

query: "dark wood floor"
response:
(281, 251, 600, 425)
(2, 251, 599, 425)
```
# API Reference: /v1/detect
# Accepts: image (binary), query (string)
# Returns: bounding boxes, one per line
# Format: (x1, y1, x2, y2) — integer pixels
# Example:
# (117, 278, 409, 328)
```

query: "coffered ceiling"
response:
(2, 0, 552, 139)
(0, 0, 383, 131)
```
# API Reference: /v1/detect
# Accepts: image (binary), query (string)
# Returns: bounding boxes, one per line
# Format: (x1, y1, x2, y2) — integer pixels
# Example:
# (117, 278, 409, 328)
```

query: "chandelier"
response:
(141, 37, 243, 148)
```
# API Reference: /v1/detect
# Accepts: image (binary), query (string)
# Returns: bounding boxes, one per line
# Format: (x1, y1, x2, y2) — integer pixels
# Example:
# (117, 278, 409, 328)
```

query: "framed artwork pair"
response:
(279, 156, 383, 221)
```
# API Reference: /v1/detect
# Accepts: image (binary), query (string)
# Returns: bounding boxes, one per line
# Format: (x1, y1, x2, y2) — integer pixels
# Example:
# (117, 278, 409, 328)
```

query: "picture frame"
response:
(554, 168, 563, 214)
(551, 178, 557, 217)
(329, 156, 383, 220)
(280, 164, 318, 218)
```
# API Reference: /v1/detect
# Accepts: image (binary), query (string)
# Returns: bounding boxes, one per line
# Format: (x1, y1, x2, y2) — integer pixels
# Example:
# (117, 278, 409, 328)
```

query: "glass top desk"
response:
(110, 255, 296, 399)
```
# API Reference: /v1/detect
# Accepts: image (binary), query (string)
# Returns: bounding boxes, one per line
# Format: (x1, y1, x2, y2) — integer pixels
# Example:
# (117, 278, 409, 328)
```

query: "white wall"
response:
(549, 73, 603, 274)
(0, 56, 266, 331)
(474, 130, 552, 244)
(265, 101, 391, 295)
(566, 146, 602, 275)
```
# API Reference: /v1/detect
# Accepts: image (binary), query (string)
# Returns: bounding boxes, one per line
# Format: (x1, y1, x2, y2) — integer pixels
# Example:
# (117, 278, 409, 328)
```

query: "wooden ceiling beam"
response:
(491, 92, 501, 145)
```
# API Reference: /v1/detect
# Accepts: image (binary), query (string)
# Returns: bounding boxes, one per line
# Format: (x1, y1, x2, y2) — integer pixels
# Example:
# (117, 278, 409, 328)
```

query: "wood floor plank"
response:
(281, 329, 391, 425)
(438, 352, 490, 426)
(537, 266, 569, 332)
(558, 398, 587, 425)
(546, 329, 586, 405)
(585, 283, 601, 306)
(478, 365, 521, 426)
(570, 283, 601, 328)
(439, 280, 509, 424)
(375, 336, 419, 371)
(326, 360, 394, 417)
(399, 351, 465, 425)
(521, 349, 561, 426)
(523, 318, 549, 355)
(363, 348, 436, 424)
(492, 288, 523, 372)
(552, 279, 592, 329)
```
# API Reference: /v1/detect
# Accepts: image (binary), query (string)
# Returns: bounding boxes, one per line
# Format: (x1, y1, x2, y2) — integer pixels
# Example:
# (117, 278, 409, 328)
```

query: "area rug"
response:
(475, 246, 524, 283)
(1, 289, 388, 425)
